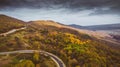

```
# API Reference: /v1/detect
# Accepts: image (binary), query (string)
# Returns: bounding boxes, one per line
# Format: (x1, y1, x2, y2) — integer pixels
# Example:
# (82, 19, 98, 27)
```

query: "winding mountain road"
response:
(0, 27, 26, 36)
(0, 27, 66, 67)
(0, 50, 66, 67)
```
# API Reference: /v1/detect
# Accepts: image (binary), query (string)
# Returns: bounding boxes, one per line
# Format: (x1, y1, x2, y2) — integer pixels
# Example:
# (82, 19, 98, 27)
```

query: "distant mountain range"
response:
(69, 23, 120, 42)
(69, 23, 120, 30)
(69, 23, 120, 36)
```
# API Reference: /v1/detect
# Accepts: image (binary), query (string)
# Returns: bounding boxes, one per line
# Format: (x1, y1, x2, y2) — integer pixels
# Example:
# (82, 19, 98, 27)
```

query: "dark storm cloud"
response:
(0, 0, 120, 25)
(0, 0, 120, 14)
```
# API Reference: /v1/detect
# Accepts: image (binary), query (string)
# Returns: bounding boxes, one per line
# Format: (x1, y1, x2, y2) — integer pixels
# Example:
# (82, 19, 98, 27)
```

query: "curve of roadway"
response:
(0, 50, 66, 67)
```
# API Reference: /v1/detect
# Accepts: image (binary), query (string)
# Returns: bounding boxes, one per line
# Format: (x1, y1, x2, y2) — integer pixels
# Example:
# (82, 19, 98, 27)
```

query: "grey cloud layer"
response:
(0, 0, 120, 14)
(0, 0, 120, 25)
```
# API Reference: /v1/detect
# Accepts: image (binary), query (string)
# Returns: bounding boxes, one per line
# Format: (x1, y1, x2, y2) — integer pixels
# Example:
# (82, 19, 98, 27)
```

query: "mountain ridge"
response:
(69, 23, 120, 30)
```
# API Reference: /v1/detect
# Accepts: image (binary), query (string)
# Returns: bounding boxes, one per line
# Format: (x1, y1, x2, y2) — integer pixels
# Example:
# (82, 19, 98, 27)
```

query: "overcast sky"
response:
(0, 0, 120, 26)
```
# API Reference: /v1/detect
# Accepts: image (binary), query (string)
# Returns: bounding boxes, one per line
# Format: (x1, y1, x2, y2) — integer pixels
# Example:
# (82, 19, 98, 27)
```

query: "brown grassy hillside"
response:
(0, 14, 25, 33)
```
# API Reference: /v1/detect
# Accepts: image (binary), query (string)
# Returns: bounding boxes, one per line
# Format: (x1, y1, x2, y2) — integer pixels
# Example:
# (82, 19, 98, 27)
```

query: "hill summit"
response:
(29, 20, 64, 27)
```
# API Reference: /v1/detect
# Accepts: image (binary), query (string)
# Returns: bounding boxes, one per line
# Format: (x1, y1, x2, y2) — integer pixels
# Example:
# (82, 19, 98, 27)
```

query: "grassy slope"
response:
(0, 14, 25, 33)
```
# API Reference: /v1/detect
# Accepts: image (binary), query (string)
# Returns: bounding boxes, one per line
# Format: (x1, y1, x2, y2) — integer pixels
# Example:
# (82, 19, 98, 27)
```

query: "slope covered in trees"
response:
(0, 15, 120, 67)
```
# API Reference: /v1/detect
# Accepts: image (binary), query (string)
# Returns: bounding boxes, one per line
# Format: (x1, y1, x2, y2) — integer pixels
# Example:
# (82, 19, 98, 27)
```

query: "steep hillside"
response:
(0, 15, 120, 67)
(29, 21, 120, 66)
(31, 21, 112, 38)
(0, 14, 25, 33)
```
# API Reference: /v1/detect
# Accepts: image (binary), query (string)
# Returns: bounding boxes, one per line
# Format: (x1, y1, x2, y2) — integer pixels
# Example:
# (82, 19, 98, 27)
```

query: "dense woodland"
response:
(0, 15, 120, 67)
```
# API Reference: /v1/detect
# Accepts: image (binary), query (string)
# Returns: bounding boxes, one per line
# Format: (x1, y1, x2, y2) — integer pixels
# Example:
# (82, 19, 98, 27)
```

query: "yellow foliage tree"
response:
(14, 60, 35, 67)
